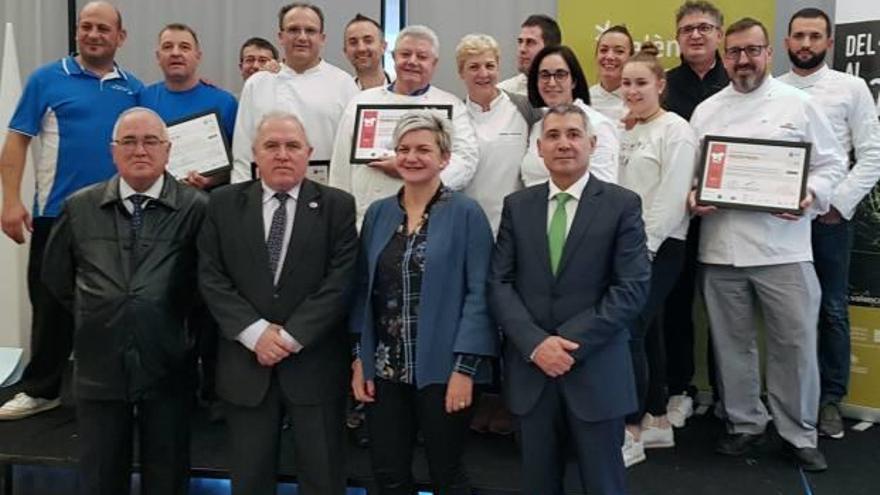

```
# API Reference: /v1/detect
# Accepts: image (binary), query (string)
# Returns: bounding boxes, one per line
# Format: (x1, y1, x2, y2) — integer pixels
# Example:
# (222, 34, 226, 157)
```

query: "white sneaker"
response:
(640, 414, 675, 449)
(666, 394, 693, 428)
(0, 392, 61, 420)
(622, 429, 646, 468)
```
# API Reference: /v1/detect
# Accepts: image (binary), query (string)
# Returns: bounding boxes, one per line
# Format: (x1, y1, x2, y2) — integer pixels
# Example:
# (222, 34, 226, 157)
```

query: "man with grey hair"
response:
(490, 103, 650, 494)
(41, 107, 206, 494)
(330, 24, 478, 225)
(232, 2, 359, 184)
(689, 17, 846, 472)
(200, 111, 357, 495)
(0, 0, 143, 421)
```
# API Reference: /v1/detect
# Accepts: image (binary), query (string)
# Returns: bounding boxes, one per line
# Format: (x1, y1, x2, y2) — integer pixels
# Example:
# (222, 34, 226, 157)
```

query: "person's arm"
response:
(439, 99, 479, 190)
(556, 193, 651, 359)
(588, 116, 620, 184)
(802, 99, 848, 216)
(328, 100, 357, 192)
(0, 132, 33, 243)
(829, 81, 880, 220)
(231, 78, 257, 183)
(643, 123, 698, 252)
(282, 192, 359, 349)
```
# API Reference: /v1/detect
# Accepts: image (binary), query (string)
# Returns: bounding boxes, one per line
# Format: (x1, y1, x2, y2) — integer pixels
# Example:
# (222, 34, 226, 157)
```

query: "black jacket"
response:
(42, 173, 208, 401)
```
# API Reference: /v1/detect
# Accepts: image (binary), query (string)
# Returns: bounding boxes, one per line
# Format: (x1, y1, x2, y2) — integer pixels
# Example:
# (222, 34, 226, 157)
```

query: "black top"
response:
(663, 52, 729, 121)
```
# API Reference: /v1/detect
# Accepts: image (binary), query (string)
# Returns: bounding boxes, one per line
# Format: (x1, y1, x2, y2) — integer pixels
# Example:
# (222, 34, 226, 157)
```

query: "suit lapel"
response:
(240, 181, 273, 284)
(523, 184, 554, 281)
(557, 178, 603, 276)
(276, 179, 319, 289)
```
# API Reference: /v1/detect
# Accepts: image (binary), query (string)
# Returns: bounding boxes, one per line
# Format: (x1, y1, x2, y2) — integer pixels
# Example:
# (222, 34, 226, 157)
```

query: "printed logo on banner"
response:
(359, 110, 379, 148)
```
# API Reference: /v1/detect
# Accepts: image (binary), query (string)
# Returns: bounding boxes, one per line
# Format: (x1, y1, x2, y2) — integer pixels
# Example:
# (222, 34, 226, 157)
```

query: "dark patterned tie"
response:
(266, 192, 289, 280)
(129, 194, 147, 235)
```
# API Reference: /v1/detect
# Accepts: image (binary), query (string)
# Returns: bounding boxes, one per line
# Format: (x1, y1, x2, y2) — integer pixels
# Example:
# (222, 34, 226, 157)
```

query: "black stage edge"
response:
(1, 386, 878, 494)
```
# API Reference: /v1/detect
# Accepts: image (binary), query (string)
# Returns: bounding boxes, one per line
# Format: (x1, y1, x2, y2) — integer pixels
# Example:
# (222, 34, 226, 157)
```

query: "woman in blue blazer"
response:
(350, 111, 497, 495)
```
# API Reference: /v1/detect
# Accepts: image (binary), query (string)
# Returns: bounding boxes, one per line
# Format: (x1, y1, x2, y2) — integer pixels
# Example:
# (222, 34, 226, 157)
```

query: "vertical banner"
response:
(557, 0, 775, 83)
(834, 0, 880, 421)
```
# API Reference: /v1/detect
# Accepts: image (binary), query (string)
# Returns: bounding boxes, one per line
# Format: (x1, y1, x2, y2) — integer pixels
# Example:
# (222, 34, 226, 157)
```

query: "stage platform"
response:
(1, 385, 877, 494)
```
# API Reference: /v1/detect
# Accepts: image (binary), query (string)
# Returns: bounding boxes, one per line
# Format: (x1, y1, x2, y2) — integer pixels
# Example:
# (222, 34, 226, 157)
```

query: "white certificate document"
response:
(350, 104, 453, 164)
(166, 111, 232, 180)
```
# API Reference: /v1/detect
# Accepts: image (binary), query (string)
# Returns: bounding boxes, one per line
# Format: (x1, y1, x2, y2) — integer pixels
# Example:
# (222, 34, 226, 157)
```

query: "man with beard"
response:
(688, 17, 846, 472)
(343, 14, 390, 90)
(778, 7, 880, 440)
(0, 1, 142, 421)
(497, 14, 561, 97)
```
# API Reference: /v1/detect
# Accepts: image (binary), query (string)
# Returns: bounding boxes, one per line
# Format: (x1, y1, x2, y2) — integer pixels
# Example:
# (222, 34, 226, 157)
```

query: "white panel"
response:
(836, 0, 880, 24)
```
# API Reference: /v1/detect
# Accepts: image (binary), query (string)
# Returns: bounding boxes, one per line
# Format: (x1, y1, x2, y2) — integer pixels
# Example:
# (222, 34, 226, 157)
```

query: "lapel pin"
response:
(309, 201, 319, 209)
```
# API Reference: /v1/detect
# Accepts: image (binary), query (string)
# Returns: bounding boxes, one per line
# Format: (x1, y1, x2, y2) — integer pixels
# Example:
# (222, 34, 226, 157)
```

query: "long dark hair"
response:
(527, 45, 591, 108)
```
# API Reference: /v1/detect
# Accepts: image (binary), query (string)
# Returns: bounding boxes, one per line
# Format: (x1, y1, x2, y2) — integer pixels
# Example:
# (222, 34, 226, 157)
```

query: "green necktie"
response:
(549, 192, 572, 275)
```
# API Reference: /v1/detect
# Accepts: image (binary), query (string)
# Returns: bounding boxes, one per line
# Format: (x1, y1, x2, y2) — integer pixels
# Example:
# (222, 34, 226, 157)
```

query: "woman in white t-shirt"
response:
(617, 44, 698, 468)
(589, 25, 634, 123)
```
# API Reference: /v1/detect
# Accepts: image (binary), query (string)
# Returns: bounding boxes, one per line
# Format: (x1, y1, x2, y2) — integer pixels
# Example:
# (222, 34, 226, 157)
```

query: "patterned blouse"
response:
(370, 185, 481, 385)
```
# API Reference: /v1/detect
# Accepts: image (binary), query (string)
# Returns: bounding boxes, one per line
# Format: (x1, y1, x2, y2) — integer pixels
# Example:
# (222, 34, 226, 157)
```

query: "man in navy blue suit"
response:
(489, 103, 650, 495)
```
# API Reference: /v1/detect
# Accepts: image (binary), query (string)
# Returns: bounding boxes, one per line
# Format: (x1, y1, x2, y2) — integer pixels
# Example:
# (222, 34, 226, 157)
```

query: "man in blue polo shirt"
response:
(0, 1, 142, 420)
(139, 23, 238, 190)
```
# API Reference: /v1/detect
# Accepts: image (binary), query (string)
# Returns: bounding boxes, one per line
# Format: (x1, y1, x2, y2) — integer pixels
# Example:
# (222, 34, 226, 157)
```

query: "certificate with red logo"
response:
(350, 104, 453, 164)
(166, 110, 232, 180)
(696, 135, 811, 215)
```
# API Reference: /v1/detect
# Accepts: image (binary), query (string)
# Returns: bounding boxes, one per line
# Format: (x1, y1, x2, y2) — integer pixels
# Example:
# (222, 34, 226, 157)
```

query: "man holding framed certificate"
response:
(688, 18, 846, 472)
(329, 25, 478, 225)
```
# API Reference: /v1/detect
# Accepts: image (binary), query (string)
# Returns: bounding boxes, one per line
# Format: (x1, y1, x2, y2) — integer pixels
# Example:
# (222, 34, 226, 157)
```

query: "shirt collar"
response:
(729, 73, 775, 97)
(355, 71, 392, 90)
(785, 63, 829, 87)
(388, 81, 431, 96)
(261, 181, 302, 205)
(281, 59, 324, 77)
(119, 175, 164, 202)
(547, 172, 590, 202)
(63, 55, 126, 81)
(465, 90, 505, 113)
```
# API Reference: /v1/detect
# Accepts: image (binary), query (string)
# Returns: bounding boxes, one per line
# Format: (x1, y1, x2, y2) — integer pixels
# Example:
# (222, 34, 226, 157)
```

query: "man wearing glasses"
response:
(688, 18, 846, 472)
(42, 107, 207, 494)
(232, 2, 359, 183)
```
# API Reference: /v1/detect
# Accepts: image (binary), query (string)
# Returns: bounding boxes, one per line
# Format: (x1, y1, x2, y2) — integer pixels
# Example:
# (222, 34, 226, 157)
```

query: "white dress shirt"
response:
(497, 73, 528, 97)
(547, 171, 591, 236)
(521, 99, 620, 187)
(690, 76, 847, 267)
(328, 84, 479, 226)
(778, 64, 880, 220)
(119, 175, 164, 213)
(463, 91, 528, 235)
(619, 112, 698, 253)
(236, 181, 303, 352)
(232, 60, 359, 183)
(589, 83, 627, 124)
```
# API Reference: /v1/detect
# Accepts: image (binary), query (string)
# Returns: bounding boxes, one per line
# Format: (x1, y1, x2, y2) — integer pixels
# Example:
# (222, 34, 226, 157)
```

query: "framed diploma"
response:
(165, 110, 232, 180)
(350, 104, 454, 164)
(695, 135, 811, 215)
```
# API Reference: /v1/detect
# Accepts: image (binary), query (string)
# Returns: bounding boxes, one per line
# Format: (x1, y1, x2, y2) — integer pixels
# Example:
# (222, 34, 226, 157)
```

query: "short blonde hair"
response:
(455, 34, 500, 73)
(392, 111, 453, 156)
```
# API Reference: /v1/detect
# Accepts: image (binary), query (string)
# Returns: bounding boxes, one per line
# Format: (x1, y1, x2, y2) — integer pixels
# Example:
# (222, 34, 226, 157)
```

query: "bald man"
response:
(0, 1, 143, 421)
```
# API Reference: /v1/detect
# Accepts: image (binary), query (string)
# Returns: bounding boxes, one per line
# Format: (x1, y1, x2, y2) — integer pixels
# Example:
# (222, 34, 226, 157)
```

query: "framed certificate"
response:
(695, 135, 811, 215)
(350, 104, 454, 164)
(165, 110, 232, 180)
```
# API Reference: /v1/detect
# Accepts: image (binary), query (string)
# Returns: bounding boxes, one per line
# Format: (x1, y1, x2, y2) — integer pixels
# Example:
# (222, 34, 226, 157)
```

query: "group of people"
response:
(0, 1, 879, 495)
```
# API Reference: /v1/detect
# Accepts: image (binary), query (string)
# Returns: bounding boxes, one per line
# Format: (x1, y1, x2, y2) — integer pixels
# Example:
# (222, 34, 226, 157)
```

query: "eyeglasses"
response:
(723, 45, 768, 59)
(539, 69, 570, 83)
(677, 23, 718, 36)
(112, 136, 167, 151)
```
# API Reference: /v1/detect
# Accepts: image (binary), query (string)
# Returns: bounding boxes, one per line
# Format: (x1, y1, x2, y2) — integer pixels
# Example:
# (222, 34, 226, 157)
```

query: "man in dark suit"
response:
(198, 111, 358, 495)
(489, 103, 650, 495)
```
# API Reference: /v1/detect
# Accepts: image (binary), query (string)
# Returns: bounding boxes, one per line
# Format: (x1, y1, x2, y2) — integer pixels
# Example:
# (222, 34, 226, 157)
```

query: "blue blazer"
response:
(351, 190, 498, 388)
(489, 178, 651, 422)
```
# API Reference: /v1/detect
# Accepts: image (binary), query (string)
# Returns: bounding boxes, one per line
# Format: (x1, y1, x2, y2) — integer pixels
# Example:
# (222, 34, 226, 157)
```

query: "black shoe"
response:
(715, 432, 765, 456)
(786, 444, 828, 472)
(819, 402, 844, 439)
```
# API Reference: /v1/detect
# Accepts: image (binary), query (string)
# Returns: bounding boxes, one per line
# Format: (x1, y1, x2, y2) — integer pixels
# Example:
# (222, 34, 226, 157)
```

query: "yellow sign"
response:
(848, 306, 880, 409)
(558, 0, 776, 82)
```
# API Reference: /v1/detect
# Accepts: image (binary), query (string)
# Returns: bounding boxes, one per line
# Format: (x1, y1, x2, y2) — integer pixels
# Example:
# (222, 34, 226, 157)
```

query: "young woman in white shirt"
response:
(617, 44, 698, 467)
(590, 25, 634, 123)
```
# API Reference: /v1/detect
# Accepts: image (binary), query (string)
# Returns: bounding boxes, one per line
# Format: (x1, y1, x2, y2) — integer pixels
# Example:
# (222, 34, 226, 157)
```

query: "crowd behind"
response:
(1, 1, 879, 495)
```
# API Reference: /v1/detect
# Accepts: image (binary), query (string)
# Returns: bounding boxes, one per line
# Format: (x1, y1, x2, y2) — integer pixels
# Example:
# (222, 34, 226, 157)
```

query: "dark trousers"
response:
(366, 379, 473, 495)
(76, 389, 190, 495)
(518, 381, 627, 495)
(21, 217, 73, 399)
(812, 218, 853, 404)
(224, 373, 345, 495)
(663, 218, 717, 398)
(627, 239, 685, 424)
(189, 303, 218, 402)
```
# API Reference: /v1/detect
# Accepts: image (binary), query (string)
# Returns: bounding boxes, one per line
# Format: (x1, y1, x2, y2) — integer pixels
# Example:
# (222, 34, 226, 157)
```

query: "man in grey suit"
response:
(489, 103, 650, 495)
(198, 111, 358, 495)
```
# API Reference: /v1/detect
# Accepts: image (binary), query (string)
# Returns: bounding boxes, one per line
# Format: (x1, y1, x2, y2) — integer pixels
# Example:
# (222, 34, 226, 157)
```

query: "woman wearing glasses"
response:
(350, 111, 497, 495)
(590, 25, 635, 123)
(520, 45, 620, 187)
(617, 44, 698, 467)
